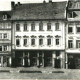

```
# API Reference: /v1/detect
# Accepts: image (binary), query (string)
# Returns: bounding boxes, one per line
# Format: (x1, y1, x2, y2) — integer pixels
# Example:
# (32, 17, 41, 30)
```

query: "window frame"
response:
(16, 24, 20, 31)
(31, 22, 35, 31)
(3, 45, 7, 51)
(16, 38, 20, 47)
(47, 22, 51, 31)
(68, 25, 73, 33)
(47, 38, 51, 46)
(55, 23, 60, 31)
(3, 33, 7, 39)
(56, 38, 59, 45)
(31, 38, 35, 46)
(23, 38, 28, 46)
(39, 38, 43, 46)
(39, 22, 43, 31)
(0, 46, 2, 51)
(24, 23, 28, 31)
(68, 40, 73, 48)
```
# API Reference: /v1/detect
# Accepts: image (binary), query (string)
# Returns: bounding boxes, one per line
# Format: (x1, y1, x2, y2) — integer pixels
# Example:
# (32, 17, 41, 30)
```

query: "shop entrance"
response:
(55, 59, 61, 68)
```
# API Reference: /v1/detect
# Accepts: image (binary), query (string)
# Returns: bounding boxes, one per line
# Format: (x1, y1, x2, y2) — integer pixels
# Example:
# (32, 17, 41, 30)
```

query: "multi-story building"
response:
(11, 0, 67, 68)
(66, 0, 80, 69)
(0, 11, 12, 67)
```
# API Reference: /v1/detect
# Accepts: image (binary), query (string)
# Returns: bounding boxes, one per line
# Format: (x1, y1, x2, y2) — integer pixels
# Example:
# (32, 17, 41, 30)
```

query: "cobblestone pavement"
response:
(0, 67, 80, 79)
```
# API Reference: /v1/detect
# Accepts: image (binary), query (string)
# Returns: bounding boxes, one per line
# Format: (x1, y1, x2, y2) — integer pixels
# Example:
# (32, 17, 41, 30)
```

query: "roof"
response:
(11, 1, 67, 20)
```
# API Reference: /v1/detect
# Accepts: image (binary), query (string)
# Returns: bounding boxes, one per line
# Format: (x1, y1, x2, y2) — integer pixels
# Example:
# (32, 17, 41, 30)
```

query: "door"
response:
(55, 59, 61, 68)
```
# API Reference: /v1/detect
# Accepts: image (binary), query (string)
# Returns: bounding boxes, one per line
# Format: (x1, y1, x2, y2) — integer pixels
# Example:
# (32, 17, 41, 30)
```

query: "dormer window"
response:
(3, 14, 7, 20)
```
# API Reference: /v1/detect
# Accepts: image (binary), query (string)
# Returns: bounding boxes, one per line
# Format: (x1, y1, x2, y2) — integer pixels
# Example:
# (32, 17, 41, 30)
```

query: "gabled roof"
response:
(11, 1, 67, 20)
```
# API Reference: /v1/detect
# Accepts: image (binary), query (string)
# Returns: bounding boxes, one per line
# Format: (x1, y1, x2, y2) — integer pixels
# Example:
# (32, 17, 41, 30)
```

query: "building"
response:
(0, 11, 12, 67)
(11, 0, 67, 68)
(66, 0, 80, 69)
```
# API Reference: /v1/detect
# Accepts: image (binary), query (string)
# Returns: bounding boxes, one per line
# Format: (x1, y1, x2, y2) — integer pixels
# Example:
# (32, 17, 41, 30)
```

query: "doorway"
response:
(55, 59, 61, 68)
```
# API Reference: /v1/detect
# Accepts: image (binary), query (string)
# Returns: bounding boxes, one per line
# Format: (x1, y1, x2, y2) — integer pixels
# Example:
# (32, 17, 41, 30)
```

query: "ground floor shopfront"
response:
(0, 53, 11, 67)
(12, 50, 65, 68)
(66, 53, 80, 69)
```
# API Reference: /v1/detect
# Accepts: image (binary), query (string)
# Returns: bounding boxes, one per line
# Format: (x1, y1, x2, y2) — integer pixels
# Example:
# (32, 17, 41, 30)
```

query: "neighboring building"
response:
(0, 11, 12, 67)
(66, 0, 80, 69)
(11, 0, 67, 68)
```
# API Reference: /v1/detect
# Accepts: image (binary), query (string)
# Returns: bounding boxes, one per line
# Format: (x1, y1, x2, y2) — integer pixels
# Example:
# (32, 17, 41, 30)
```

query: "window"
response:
(55, 23, 59, 30)
(0, 34, 2, 39)
(0, 46, 2, 51)
(39, 39, 43, 45)
(68, 27, 73, 33)
(24, 39, 27, 46)
(68, 40, 73, 48)
(3, 14, 7, 20)
(16, 39, 20, 46)
(39, 22, 43, 31)
(31, 22, 35, 31)
(47, 22, 51, 31)
(76, 25, 80, 33)
(16, 24, 20, 31)
(76, 40, 80, 48)
(56, 39, 59, 45)
(47, 39, 51, 45)
(3, 33, 7, 39)
(24, 24, 27, 31)
(3, 45, 7, 51)
(31, 39, 35, 45)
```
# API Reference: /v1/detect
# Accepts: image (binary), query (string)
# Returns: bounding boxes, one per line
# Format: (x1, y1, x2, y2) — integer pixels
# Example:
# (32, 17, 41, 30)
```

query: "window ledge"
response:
(31, 30, 36, 31)
(23, 30, 29, 32)
(16, 45, 21, 47)
(39, 45, 44, 47)
(47, 30, 52, 31)
(23, 45, 29, 47)
(39, 30, 44, 31)
(31, 45, 36, 47)
(55, 30, 61, 31)
(16, 31, 21, 32)
(68, 33, 74, 34)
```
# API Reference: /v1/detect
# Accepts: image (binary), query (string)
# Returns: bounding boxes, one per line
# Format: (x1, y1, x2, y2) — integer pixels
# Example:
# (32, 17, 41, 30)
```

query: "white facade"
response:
(12, 21, 65, 50)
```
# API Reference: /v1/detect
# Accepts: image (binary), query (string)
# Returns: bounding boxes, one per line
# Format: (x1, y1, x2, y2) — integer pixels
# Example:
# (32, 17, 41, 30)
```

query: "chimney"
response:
(17, 2, 21, 6)
(11, 1, 15, 10)
(43, 0, 46, 3)
(49, 0, 52, 3)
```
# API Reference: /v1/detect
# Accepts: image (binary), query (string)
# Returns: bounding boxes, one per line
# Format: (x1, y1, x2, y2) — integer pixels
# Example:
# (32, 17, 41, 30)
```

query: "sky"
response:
(0, 0, 68, 11)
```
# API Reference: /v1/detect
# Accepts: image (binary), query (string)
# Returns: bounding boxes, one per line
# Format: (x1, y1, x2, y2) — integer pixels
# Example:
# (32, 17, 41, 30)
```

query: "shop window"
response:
(16, 39, 20, 46)
(68, 40, 73, 48)
(76, 40, 80, 48)
(39, 39, 43, 45)
(16, 24, 20, 31)
(47, 22, 51, 31)
(39, 22, 43, 31)
(24, 24, 28, 31)
(31, 39, 35, 45)
(55, 23, 59, 31)
(56, 39, 59, 45)
(0, 46, 2, 51)
(31, 22, 35, 31)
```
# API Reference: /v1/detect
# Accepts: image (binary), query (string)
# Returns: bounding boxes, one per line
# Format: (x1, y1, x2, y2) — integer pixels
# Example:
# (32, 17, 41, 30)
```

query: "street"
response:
(0, 67, 80, 79)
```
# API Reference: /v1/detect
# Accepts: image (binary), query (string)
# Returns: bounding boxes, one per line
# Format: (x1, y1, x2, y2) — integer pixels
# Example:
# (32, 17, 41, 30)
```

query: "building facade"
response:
(11, 1, 67, 68)
(0, 11, 12, 67)
(66, 0, 80, 69)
